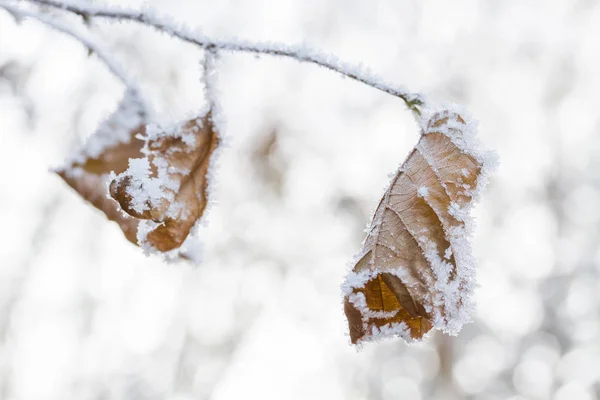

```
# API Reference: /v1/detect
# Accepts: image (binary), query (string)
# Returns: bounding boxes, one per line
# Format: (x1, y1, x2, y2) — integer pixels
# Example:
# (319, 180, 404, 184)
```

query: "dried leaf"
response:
(342, 109, 495, 345)
(109, 112, 219, 254)
(57, 88, 219, 258)
(56, 89, 146, 244)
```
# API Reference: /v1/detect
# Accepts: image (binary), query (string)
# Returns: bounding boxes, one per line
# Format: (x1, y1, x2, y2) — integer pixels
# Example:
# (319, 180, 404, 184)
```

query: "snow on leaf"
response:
(56, 89, 146, 245)
(57, 89, 219, 260)
(342, 109, 496, 345)
(109, 109, 219, 254)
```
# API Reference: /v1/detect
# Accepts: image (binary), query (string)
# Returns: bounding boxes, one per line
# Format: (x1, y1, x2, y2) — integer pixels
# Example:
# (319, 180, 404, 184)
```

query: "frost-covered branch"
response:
(22, 0, 423, 114)
(202, 49, 220, 116)
(0, 1, 148, 116)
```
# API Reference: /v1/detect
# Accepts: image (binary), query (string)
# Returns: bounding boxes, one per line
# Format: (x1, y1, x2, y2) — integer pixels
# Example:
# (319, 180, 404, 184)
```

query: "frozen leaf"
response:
(342, 109, 496, 345)
(57, 92, 218, 258)
(110, 111, 219, 254)
(56, 89, 146, 244)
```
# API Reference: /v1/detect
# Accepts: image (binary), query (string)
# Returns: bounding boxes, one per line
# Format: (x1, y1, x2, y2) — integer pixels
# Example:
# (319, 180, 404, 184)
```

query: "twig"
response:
(202, 48, 219, 114)
(0, 1, 148, 116)
(21, 0, 424, 114)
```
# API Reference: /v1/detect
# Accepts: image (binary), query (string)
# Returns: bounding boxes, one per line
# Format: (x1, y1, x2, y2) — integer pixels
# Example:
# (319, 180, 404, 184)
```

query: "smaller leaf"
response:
(109, 112, 220, 254)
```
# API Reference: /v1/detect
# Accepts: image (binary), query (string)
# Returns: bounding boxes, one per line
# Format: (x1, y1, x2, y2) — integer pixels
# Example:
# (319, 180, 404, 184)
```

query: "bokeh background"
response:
(2, 0, 600, 399)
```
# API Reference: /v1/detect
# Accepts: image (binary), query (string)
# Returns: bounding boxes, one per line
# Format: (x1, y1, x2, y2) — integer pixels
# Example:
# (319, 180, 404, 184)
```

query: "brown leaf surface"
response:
(110, 113, 219, 253)
(343, 110, 491, 345)
(56, 91, 146, 244)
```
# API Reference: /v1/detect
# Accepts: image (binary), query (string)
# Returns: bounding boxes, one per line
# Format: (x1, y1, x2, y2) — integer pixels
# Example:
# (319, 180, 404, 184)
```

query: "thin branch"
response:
(21, 0, 424, 114)
(0, 1, 148, 116)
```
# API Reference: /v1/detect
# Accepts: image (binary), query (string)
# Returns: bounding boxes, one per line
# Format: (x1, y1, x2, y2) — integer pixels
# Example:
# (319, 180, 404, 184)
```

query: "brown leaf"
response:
(342, 109, 494, 345)
(56, 89, 146, 244)
(109, 112, 219, 253)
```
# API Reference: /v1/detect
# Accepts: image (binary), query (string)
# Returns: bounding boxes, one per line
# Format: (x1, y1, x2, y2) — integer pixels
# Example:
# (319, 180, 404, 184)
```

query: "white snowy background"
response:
(1, 0, 600, 399)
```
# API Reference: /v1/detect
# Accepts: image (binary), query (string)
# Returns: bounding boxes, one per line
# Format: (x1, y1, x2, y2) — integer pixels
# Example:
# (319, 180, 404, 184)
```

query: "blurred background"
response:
(1, 0, 600, 399)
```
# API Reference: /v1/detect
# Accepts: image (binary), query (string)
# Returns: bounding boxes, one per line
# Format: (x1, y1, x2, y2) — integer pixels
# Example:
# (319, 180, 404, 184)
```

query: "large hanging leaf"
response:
(342, 109, 495, 345)
(109, 110, 219, 254)
(56, 89, 146, 244)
